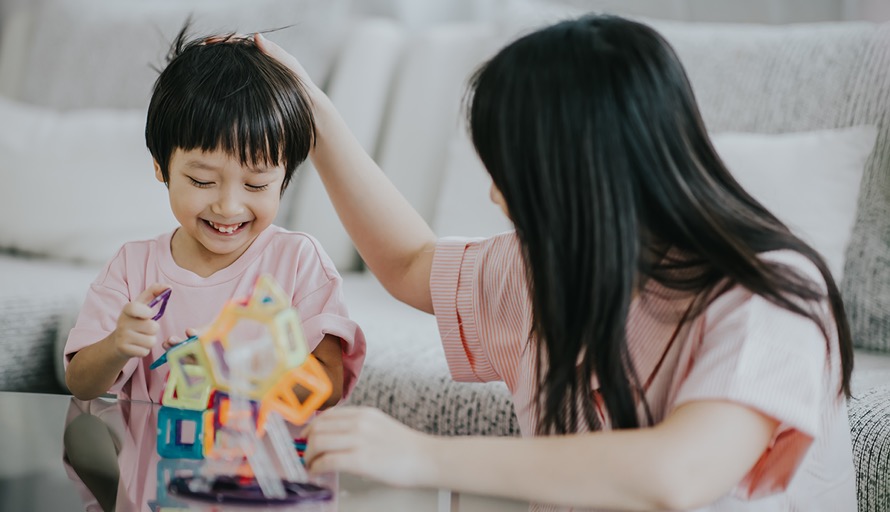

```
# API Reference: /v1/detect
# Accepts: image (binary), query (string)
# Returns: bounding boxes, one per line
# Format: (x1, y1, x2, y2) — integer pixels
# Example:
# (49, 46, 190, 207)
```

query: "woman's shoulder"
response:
(435, 230, 523, 276)
(704, 249, 832, 326)
(757, 249, 834, 310)
(758, 249, 827, 286)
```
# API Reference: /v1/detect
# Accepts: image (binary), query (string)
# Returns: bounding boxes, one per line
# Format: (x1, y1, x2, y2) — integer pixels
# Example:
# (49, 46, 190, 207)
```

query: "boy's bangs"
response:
(179, 92, 287, 170)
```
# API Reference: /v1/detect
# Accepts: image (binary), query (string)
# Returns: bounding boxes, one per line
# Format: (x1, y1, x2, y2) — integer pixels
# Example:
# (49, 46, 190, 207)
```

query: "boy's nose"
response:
(211, 189, 246, 218)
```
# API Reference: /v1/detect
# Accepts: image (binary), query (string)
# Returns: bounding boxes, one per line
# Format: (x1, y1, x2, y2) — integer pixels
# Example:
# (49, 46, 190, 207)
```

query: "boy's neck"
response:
(169, 227, 260, 278)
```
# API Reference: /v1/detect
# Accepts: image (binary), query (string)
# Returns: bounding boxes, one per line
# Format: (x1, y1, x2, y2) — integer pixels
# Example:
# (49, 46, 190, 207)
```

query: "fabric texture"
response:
(430, 233, 855, 511)
(849, 384, 890, 512)
(63, 225, 366, 403)
(0, 254, 100, 393)
(0, 293, 75, 393)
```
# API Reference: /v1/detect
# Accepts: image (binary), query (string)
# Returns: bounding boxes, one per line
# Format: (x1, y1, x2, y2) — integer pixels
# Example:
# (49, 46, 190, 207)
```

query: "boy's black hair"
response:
(146, 26, 315, 191)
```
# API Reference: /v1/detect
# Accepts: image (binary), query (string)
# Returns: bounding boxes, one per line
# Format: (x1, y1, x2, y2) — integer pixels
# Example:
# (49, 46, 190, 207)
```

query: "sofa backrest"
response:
(0, 0, 353, 110)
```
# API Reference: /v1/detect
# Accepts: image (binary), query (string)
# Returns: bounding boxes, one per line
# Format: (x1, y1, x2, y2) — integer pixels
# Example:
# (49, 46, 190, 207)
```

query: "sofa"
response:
(0, 0, 888, 510)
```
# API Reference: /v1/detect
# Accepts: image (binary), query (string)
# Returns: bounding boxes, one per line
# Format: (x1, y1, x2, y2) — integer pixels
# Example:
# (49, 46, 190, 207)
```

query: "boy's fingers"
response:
(124, 284, 170, 320)
(122, 301, 153, 321)
(135, 283, 171, 306)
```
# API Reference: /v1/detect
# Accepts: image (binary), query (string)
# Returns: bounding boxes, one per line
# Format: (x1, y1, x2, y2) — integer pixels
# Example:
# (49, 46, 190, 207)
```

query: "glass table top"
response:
(0, 391, 527, 512)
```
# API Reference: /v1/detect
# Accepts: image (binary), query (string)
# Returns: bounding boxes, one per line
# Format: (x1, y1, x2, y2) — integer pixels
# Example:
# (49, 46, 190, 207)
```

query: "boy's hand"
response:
(110, 284, 169, 359)
(162, 328, 200, 351)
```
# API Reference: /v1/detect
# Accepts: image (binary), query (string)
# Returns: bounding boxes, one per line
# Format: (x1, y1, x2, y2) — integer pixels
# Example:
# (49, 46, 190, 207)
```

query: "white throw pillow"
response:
(431, 125, 876, 280)
(0, 97, 177, 264)
(711, 126, 876, 280)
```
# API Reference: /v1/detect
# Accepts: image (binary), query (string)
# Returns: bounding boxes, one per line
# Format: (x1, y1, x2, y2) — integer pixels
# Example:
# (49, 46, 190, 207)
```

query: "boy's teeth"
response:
(209, 221, 243, 233)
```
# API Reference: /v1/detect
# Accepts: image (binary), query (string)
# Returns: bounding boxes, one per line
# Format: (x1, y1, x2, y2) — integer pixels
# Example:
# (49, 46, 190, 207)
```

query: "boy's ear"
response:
(153, 159, 167, 185)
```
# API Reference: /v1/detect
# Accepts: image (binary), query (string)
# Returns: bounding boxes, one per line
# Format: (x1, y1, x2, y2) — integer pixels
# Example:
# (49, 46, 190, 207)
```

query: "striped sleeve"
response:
(430, 233, 530, 389)
(673, 284, 831, 497)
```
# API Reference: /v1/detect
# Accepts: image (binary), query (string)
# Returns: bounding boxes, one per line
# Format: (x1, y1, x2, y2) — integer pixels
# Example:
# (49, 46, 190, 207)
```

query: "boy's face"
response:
(156, 148, 285, 275)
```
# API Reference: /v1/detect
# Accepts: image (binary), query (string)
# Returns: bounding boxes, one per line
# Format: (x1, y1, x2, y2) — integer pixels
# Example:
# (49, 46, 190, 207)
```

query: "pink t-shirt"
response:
(431, 232, 855, 512)
(64, 225, 366, 403)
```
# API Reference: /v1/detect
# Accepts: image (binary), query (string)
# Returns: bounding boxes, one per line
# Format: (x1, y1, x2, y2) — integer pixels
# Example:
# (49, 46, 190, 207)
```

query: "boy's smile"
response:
(156, 148, 285, 277)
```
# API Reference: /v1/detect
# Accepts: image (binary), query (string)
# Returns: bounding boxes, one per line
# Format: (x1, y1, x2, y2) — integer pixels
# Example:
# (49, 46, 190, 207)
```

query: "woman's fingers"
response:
(303, 406, 434, 487)
(254, 33, 317, 91)
(307, 451, 357, 476)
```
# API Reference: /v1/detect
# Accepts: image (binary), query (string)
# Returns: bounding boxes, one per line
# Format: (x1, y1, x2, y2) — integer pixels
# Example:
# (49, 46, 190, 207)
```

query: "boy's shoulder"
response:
(260, 225, 341, 276)
(111, 232, 171, 262)
(263, 225, 325, 253)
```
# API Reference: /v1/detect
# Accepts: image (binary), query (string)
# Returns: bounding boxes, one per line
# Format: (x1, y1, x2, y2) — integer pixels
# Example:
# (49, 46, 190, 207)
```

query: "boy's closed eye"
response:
(188, 176, 214, 188)
(187, 176, 270, 191)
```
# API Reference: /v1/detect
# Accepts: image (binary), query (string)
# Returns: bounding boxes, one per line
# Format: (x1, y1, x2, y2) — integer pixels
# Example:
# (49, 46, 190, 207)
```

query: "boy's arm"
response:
(65, 284, 169, 400)
(66, 334, 132, 400)
(311, 334, 344, 408)
(257, 34, 437, 314)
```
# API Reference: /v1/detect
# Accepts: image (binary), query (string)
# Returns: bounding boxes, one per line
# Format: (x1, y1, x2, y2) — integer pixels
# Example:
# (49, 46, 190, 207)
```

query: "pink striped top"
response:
(430, 232, 855, 512)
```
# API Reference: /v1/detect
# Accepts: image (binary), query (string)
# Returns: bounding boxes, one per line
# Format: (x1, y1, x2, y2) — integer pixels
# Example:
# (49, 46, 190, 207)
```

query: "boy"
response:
(64, 29, 365, 405)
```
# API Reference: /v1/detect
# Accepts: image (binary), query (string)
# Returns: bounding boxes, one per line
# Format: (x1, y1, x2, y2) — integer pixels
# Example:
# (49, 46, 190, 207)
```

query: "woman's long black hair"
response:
(467, 15, 853, 434)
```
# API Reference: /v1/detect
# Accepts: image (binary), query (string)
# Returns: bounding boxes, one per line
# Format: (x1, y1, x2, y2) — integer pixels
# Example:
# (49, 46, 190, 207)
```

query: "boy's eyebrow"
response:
(182, 159, 220, 171)
(182, 158, 275, 173)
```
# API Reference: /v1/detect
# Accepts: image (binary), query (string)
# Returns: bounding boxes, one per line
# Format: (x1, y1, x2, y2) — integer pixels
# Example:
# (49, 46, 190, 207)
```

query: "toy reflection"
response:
(62, 397, 337, 512)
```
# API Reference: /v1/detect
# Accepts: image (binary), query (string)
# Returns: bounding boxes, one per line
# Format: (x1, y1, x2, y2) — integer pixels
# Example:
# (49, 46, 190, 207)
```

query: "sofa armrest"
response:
(849, 384, 890, 511)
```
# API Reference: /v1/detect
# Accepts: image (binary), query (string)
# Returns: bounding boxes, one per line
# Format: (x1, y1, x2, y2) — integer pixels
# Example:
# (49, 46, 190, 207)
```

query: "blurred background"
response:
(2, 0, 890, 27)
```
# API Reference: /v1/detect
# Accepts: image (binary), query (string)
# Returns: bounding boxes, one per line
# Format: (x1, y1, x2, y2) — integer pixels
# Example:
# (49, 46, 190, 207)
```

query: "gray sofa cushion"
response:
(0, 254, 97, 393)
(0, 293, 73, 393)
(650, 20, 890, 352)
(849, 384, 890, 511)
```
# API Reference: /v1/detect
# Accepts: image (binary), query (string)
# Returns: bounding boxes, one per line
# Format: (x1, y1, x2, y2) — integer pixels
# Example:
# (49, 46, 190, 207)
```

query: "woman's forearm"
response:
(423, 430, 676, 510)
(418, 401, 776, 511)
(308, 94, 437, 313)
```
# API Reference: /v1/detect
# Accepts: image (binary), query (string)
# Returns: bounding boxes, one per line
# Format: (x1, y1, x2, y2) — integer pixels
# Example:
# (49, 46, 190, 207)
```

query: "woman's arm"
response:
(304, 400, 778, 511)
(258, 34, 437, 314)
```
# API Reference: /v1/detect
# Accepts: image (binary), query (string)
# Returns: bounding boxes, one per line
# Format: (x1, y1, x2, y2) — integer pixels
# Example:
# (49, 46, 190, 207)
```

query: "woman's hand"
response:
(254, 32, 323, 98)
(303, 406, 437, 488)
